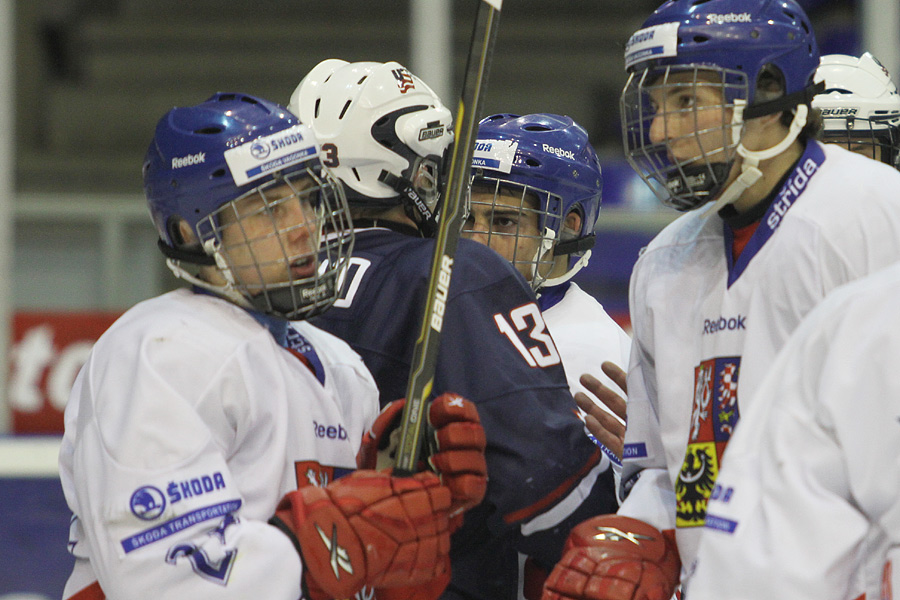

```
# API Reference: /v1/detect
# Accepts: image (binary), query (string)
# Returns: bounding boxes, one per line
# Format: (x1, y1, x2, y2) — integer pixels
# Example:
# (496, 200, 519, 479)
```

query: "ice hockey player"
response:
(58, 92, 487, 600)
(291, 59, 619, 600)
(540, 1, 900, 598)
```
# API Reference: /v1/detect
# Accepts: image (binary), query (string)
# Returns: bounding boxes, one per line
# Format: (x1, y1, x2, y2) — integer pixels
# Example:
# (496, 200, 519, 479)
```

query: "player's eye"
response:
(675, 92, 695, 111)
(493, 216, 518, 231)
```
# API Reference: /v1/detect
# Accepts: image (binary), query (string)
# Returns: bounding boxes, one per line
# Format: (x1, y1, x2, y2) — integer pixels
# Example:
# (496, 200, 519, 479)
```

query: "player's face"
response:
(216, 176, 320, 289)
(463, 183, 544, 282)
(647, 71, 732, 167)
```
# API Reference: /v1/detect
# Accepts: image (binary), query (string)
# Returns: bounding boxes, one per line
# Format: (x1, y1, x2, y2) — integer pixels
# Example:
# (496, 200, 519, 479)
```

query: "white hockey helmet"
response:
(290, 59, 454, 236)
(813, 52, 900, 168)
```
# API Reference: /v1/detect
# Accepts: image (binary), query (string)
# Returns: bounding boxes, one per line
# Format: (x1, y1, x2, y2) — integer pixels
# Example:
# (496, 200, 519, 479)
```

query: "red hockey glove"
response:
(427, 393, 488, 514)
(542, 515, 681, 600)
(357, 393, 488, 516)
(357, 399, 408, 471)
(373, 559, 451, 600)
(270, 470, 452, 600)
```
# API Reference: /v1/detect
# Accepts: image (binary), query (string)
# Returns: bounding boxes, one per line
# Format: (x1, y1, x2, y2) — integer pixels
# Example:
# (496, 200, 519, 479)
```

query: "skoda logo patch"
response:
(130, 486, 166, 521)
(250, 140, 271, 159)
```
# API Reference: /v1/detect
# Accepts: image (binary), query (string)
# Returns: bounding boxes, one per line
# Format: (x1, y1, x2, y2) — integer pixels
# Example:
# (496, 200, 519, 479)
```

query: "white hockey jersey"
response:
(542, 281, 632, 469)
(686, 260, 900, 600)
(618, 141, 900, 572)
(59, 288, 379, 599)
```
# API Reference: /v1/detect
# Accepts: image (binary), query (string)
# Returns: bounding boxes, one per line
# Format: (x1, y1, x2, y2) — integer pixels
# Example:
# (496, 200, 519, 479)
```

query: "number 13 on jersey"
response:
(494, 304, 561, 367)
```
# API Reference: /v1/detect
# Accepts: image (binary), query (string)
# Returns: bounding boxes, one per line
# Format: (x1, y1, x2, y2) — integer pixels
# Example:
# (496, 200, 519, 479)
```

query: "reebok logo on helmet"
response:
(542, 144, 575, 160)
(706, 12, 752, 25)
(171, 152, 206, 169)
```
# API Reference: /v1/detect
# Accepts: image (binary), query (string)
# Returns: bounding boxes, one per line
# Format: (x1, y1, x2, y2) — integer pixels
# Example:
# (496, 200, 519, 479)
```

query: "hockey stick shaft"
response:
(394, 0, 502, 475)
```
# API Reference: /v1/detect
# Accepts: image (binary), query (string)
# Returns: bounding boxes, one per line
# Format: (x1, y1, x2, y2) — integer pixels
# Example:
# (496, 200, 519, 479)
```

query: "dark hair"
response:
(756, 64, 823, 142)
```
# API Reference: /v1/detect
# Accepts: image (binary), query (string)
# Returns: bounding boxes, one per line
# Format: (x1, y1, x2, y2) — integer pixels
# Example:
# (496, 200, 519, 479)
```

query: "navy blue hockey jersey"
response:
(312, 224, 616, 600)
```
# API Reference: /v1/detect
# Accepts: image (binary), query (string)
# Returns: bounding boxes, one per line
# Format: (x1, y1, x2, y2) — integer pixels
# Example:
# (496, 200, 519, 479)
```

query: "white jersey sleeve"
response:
(543, 283, 631, 402)
(59, 290, 365, 599)
(616, 271, 678, 531)
(542, 283, 631, 469)
(686, 262, 900, 600)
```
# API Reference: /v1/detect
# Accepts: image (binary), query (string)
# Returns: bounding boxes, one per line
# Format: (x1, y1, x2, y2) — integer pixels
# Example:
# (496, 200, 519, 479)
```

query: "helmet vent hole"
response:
(314, 98, 321, 119)
(691, 0, 712, 4)
(240, 96, 259, 106)
(351, 167, 361, 182)
(751, 30, 760, 39)
(211, 168, 226, 179)
(524, 124, 551, 131)
(525, 158, 541, 167)
(339, 100, 352, 120)
(693, 35, 709, 43)
(193, 127, 223, 135)
(358, 75, 368, 85)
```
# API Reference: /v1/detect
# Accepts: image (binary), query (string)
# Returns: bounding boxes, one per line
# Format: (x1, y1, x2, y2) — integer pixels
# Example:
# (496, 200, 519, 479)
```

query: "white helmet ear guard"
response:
(290, 59, 454, 236)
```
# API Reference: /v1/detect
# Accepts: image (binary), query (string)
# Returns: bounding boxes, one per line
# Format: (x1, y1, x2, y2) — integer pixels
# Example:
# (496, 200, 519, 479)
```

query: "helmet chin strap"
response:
(165, 239, 252, 309)
(701, 102, 810, 218)
(531, 227, 593, 289)
(540, 250, 592, 289)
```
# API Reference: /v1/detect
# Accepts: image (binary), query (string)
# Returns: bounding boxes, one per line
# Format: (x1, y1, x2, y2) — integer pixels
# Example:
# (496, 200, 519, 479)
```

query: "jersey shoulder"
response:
(99, 289, 264, 357)
(544, 284, 631, 357)
(453, 238, 533, 293)
(796, 142, 900, 220)
(358, 230, 531, 295)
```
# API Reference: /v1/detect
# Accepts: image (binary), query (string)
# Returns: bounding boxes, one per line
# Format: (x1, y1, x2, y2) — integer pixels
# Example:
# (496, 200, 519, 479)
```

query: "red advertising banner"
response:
(9, 312, 120, 433)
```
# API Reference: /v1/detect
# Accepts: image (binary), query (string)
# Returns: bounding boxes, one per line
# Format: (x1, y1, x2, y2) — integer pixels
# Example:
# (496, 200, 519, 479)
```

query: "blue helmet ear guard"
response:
(142, 92, 354, 320)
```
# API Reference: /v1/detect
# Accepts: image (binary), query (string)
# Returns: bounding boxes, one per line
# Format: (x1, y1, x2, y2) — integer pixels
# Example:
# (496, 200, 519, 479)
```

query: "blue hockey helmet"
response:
(143, 92, 353, 319)
(464, 113, 602, 289)
(620, 0, 822, 211)
(626, 0, 819, 106)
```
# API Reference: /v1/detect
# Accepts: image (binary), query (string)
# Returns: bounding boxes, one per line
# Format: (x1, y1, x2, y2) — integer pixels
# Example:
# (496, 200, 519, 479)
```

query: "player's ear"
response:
(168, 216, 199, 249)
(562, 210, 582, 238)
